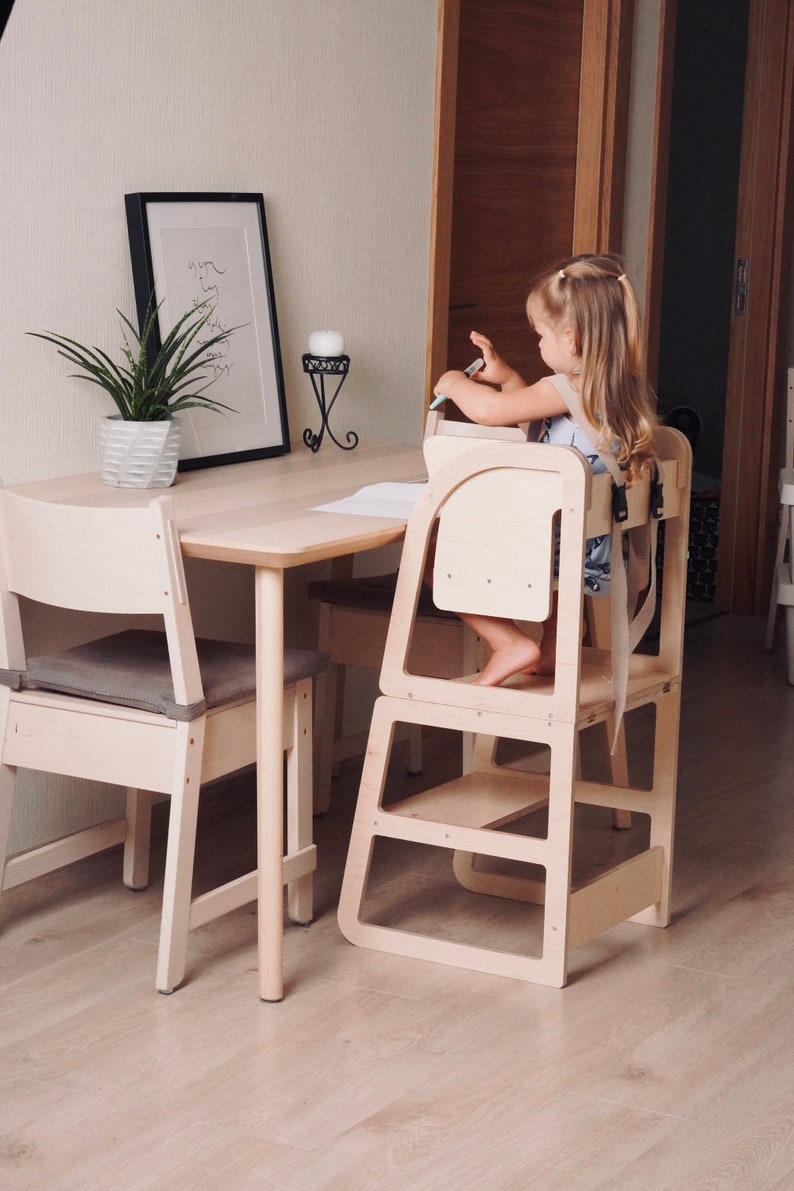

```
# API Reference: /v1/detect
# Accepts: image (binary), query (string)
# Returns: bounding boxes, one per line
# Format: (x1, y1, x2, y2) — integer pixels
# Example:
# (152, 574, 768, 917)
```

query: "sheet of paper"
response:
(312, 481, 426, 520)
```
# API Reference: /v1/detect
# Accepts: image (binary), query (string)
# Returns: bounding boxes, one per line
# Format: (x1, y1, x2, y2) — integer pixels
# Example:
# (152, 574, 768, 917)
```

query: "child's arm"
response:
(433, 373, 567, 427)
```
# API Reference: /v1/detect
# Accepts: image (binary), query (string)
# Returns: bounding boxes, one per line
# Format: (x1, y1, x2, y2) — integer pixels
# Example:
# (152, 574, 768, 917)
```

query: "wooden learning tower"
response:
(338, 426, 691, 988)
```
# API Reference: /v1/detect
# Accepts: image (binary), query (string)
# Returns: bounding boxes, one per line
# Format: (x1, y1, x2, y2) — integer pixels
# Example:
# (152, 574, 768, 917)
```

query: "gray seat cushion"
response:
(0, 629, 327, 722)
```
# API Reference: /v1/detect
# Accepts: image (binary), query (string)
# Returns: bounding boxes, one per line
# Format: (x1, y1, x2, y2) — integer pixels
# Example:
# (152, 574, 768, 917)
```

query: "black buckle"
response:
(612, 482, 629, 523)
(649, 474, 664, 519)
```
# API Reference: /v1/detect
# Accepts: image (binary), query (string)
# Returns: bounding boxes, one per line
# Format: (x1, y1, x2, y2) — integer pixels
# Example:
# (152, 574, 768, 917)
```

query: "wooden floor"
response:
(3, 612, 794, 1189)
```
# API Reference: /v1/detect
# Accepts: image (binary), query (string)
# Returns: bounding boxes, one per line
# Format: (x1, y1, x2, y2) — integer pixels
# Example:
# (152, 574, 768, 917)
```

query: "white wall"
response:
(0, 0, 437, 850)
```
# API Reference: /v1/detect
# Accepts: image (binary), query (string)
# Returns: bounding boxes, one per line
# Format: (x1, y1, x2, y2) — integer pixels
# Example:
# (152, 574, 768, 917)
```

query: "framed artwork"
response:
(125, 191, 290, 469)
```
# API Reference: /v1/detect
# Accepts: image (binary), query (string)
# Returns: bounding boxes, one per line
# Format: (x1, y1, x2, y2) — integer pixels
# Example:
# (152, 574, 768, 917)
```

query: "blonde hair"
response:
(527, 253, 658, 482)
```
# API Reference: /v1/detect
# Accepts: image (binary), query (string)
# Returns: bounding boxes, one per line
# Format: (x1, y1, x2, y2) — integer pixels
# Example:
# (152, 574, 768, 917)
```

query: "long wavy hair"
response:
(527, 253, 658, 481)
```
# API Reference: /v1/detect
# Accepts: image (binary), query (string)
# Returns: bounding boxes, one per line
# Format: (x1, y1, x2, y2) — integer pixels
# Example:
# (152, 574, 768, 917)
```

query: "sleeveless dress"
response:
(541, 373, 612, 595)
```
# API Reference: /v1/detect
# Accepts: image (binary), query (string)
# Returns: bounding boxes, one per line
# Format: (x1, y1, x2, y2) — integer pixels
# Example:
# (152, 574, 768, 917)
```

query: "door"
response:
(426, 0, 634, 404)
(656, 0, 794, 615)
(717, 0, 794, 614)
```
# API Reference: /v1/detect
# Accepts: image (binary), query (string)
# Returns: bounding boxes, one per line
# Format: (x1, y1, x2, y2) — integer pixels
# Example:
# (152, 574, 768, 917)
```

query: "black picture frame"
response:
(125, 191, 290, 470)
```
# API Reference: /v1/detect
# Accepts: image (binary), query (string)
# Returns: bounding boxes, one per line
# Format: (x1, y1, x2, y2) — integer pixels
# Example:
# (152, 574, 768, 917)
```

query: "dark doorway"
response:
(657, 0, 750, 486)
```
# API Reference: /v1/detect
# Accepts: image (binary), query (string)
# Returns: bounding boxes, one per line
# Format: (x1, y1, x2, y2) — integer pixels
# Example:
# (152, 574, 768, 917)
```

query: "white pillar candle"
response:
(308, 330, 345, 357)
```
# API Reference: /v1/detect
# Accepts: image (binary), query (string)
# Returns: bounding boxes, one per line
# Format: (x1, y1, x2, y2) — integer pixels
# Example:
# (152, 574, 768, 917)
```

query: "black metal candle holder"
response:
(301, 353, 358, 452)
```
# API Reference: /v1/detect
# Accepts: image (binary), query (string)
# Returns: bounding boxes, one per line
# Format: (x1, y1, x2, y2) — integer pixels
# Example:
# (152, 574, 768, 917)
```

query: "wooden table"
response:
(13, 441, 426, 1000)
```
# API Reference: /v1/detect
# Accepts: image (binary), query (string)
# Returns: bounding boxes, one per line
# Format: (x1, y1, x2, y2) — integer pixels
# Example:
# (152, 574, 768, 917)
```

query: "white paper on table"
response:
(312, 481, 427, 520)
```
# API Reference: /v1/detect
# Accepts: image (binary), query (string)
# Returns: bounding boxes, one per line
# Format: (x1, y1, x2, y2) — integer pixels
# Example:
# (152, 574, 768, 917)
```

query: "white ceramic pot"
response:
(98, 416, 181, 488)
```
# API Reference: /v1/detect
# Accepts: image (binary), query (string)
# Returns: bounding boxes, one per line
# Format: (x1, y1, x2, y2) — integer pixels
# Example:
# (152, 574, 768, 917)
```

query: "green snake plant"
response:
(28, 297, 239, 421)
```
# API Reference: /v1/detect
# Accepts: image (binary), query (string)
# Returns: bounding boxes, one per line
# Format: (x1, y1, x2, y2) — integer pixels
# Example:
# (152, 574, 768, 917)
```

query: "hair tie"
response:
(558, 269, 566, 281)
(617, 273, 627, 282)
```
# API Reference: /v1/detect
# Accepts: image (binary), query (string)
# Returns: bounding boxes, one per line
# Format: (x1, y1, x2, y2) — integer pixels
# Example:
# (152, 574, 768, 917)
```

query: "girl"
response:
(432, 252, 658, 686)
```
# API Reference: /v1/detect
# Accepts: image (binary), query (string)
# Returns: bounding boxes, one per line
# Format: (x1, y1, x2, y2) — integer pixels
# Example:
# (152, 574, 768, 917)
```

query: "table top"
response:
(10, 441, 427, 569)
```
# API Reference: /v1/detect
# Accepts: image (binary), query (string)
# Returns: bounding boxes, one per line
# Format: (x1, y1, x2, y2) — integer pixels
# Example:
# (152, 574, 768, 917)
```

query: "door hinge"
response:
(735, 258, 748, 316)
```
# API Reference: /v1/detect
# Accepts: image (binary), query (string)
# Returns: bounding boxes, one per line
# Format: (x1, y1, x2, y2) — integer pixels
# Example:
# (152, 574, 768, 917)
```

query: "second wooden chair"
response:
(0, 489, 326, 993)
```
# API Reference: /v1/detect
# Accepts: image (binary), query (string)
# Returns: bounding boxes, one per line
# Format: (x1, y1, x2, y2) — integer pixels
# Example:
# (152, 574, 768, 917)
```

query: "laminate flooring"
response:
(2, 612, 794, 1190)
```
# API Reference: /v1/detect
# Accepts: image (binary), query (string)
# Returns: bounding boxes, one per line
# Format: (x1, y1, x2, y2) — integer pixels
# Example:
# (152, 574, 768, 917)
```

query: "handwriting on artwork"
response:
(187, 259, 234, 379)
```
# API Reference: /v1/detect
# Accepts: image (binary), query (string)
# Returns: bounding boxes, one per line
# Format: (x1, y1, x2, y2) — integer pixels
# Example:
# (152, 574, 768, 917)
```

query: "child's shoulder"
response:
(544, 372, 578, 397)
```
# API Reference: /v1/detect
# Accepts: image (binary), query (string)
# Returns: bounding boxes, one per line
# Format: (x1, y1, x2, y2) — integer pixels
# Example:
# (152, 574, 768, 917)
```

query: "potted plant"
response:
(28, 298, 237, 487)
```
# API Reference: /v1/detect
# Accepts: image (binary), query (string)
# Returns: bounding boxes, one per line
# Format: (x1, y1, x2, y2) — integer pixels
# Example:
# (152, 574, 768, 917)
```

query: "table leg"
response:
(255, 565, 285, 1002)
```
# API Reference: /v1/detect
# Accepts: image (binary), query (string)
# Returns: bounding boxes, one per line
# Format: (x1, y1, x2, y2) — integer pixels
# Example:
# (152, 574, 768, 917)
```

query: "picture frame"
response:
(125, 191, 290, 469)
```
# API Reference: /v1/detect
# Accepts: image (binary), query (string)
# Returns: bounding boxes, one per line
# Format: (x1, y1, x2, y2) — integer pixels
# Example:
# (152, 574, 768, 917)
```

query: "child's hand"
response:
(470, 331, 513, 386)
(433, 370, 466, 400)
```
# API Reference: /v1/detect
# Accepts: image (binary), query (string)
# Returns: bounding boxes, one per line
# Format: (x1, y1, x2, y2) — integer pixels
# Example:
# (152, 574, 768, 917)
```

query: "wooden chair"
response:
(764, 366, 794, 675)
(309, 414, 628, 817)
(337, 426, 691, 987)
(309, 415, 528, 813)
(0, 489, 326, 993)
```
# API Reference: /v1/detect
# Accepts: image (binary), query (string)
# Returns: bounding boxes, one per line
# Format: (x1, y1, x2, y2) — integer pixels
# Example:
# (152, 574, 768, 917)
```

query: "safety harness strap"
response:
(540, 377, 660, 750)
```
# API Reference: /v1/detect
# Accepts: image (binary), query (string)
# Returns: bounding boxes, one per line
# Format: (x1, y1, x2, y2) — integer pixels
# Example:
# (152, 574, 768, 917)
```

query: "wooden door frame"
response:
(425, 0, 634, 417)
(572, 0, 635, 253)
(643, 0, 678, 387)
(424, 0, 460, 420)
(643, 0, 794, 615)
(716, 0, 794, 614)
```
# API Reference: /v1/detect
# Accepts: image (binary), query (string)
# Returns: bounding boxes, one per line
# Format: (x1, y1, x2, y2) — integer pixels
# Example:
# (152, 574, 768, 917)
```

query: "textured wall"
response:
(0, 0, 437, 484)
(0, 0, 437, 850)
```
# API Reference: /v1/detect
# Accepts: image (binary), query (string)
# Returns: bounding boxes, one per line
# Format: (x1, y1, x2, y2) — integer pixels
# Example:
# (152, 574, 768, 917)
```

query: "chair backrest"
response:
(431, 456, 563, 628)
(423, 418, 690, 641)
(422, 414, 558, 619)
(0, 490, 203, 706)
(423, 408, 526, 467)
(380, 424, 691, 728)
(380, 440, 591, 714)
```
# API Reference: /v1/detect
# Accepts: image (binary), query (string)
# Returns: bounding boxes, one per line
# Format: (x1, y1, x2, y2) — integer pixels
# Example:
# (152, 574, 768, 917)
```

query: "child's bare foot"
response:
(535, 626, 556, 675)
(476, 636, 543, 686)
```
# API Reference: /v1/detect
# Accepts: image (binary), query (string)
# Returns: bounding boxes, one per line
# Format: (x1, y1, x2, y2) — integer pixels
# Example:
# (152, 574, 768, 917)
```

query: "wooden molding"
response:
(717, 0, 794, 613)
(424, 0, 460, 417)
(427, 0, 632, 404)
(643, 0, 678, 388)
(574, 0, 634, 253)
